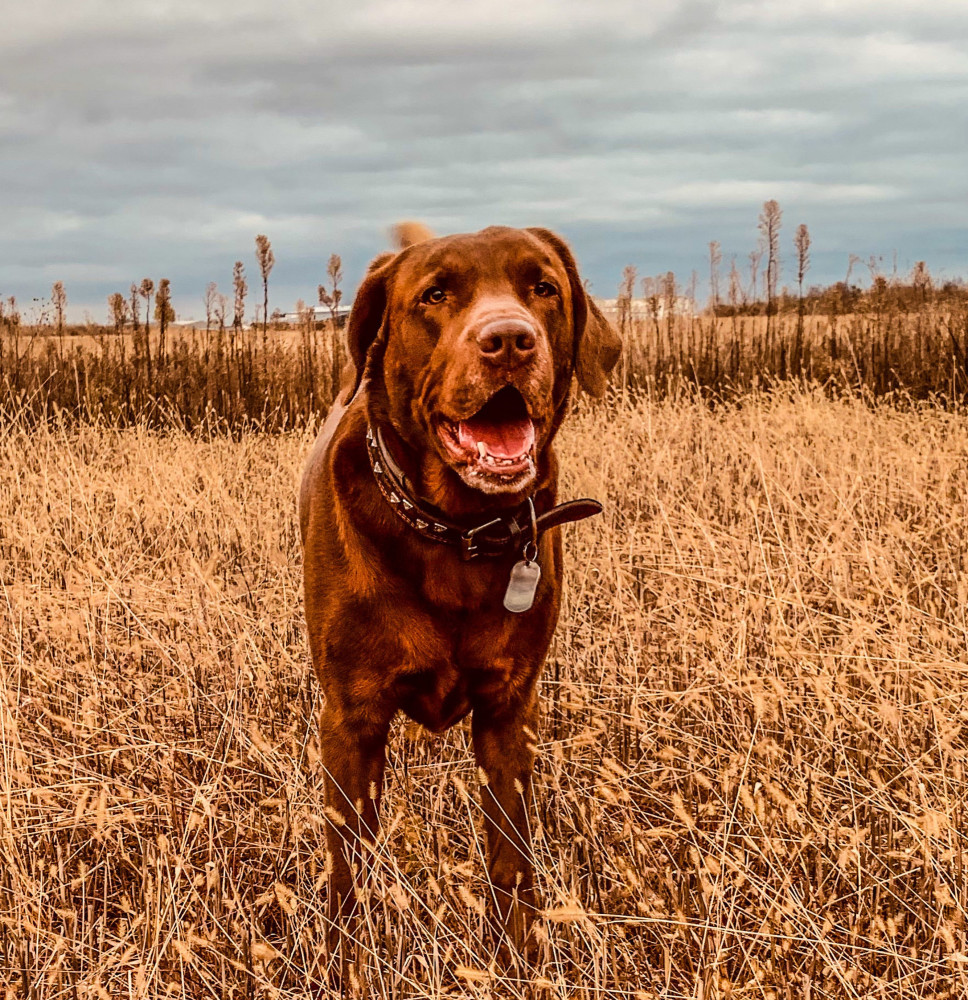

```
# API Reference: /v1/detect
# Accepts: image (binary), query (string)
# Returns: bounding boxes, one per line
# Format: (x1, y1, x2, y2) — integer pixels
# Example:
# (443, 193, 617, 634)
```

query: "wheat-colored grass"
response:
(4, 294, 968, 429)
(1, 387, 967, 998)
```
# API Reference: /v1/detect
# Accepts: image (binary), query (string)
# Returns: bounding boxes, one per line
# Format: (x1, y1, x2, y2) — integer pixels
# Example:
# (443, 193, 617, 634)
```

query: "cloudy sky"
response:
(2, 0, 966, 322)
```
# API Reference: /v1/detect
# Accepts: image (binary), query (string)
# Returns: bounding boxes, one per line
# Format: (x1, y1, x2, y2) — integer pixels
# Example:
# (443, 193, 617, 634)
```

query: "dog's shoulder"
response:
(298, 383, 362, 546)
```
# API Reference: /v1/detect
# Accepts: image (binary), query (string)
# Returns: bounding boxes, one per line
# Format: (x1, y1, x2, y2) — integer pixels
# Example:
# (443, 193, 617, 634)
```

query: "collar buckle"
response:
(459, 517, 503, 561)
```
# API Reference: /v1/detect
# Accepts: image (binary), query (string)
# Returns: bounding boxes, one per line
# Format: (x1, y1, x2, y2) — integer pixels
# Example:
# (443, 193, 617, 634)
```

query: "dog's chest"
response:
(390, 599, 545, 732)
(417, 556, 509, 613)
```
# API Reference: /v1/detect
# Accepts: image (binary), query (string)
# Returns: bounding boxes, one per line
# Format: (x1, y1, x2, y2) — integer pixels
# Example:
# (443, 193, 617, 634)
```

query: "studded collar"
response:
(365, 423, 603, 561)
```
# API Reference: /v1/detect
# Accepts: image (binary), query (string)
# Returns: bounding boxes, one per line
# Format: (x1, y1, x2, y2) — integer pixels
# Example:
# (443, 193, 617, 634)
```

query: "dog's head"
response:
(347, 225, 621, 497)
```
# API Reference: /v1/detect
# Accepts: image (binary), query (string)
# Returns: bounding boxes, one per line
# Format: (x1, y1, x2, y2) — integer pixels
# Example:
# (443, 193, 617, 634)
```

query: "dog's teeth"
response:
(476, 441, 487, 458)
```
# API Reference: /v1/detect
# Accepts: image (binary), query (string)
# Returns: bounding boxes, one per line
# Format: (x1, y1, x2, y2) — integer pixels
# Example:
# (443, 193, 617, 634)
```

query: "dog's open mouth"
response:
(439, 386, 537, 484)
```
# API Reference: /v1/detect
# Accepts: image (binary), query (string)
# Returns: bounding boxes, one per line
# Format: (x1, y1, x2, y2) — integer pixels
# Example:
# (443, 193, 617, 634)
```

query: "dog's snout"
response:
(476, 318, 537, 366)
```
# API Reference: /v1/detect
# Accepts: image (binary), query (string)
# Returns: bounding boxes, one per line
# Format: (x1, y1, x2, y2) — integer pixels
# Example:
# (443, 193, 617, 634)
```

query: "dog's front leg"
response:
(318, 704, 392, 952)
(472, 692, 540, 960)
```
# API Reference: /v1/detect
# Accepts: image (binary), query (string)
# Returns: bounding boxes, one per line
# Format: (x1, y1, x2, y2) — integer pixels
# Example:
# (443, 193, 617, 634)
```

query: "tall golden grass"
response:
(0, 319, 348, 431)
(2, 279, 967, 428)
(2, 384, 967, 997)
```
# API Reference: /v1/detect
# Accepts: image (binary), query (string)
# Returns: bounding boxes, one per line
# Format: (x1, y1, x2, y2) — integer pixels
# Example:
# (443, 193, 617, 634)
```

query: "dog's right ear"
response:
(526, 227, 622, 398)
(346, 223, 436, 396)
(346, 252, 397, 397)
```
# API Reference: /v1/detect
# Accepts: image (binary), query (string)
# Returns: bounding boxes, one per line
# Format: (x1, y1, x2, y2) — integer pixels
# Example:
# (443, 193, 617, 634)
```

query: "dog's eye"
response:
(421, 286, 445, 305)
(534, 281, 557, 298)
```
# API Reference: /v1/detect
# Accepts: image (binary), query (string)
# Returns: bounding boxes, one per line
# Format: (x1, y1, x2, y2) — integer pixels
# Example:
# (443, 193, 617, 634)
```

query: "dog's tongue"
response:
(458, 415, 535, 459)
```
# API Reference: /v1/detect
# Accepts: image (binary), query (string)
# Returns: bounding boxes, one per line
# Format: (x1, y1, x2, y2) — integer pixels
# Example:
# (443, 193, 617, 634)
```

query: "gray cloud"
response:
(1, 0, 966, 321)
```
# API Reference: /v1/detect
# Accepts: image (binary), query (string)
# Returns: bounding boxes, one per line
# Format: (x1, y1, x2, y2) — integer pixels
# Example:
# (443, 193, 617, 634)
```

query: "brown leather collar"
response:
(365, 424, 603, 561)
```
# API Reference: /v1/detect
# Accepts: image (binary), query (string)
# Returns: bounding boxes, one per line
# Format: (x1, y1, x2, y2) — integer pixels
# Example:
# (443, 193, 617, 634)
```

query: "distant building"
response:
(276, 304, 352, 325)
(596, 296, 696, 319)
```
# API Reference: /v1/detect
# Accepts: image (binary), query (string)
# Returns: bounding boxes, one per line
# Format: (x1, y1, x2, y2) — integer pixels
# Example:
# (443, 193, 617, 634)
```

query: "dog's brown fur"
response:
(299, 224, 620, 962)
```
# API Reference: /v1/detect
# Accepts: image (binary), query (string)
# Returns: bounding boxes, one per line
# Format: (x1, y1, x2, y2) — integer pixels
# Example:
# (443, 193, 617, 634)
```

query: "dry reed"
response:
(1, 277, 967, 430)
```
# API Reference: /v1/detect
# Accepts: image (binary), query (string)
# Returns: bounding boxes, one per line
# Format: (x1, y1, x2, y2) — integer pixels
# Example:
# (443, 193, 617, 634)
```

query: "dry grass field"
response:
(3, 289, 968, 429)
(2, 386, 968, 998)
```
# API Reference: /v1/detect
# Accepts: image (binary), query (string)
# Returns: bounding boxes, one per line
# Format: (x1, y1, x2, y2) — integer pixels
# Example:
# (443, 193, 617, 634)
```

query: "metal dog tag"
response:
(503, 558, 541, 613)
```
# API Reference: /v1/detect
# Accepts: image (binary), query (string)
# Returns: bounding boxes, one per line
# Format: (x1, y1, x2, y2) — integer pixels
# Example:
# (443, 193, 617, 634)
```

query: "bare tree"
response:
(51, 280, 67, 360)
(130, 283, 140, 337)
(642, 275, 661, 339)
(140, 279, 154, 380)
(794, 223, 811, 370)
(318, 253, 344, 330)
(748, 247, 763, 307)
(795, 224, 811, 300)
(728, 258, 743, 309)
(724, 258, 743, 369)
(51, 281, 67, 337)
(758, 200, 782, 330)
(662, 270, 677, 346)
(296, 298, 313, 346)
(204, 282, 218, 337)
(214, 293, 227, 336)
(845, 254, 861, 286)
(232, 261, 247, 335)
(154, 279, 172, 362)
(140, 279, 154, 327)
(708, 241, 722, 312)
(255, 234, 275, 353)
(2, 296, 20, 332)
(617, 265, 637, 340)
(911, 260, 932, 303)
(108, 292, 128, 336)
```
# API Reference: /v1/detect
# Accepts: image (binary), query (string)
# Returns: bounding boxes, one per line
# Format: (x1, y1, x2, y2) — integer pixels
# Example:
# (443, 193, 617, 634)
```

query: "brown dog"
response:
(298, 224, 621, 961)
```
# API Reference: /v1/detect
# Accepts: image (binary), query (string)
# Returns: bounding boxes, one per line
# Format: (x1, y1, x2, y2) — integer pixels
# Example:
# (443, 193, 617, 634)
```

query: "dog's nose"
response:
(476, 318, 537, 366)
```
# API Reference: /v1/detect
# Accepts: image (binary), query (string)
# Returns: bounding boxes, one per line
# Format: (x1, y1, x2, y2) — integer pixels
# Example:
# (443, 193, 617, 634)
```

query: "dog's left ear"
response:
(343, 251, 399, 397)
(527, 228, 622, 397)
